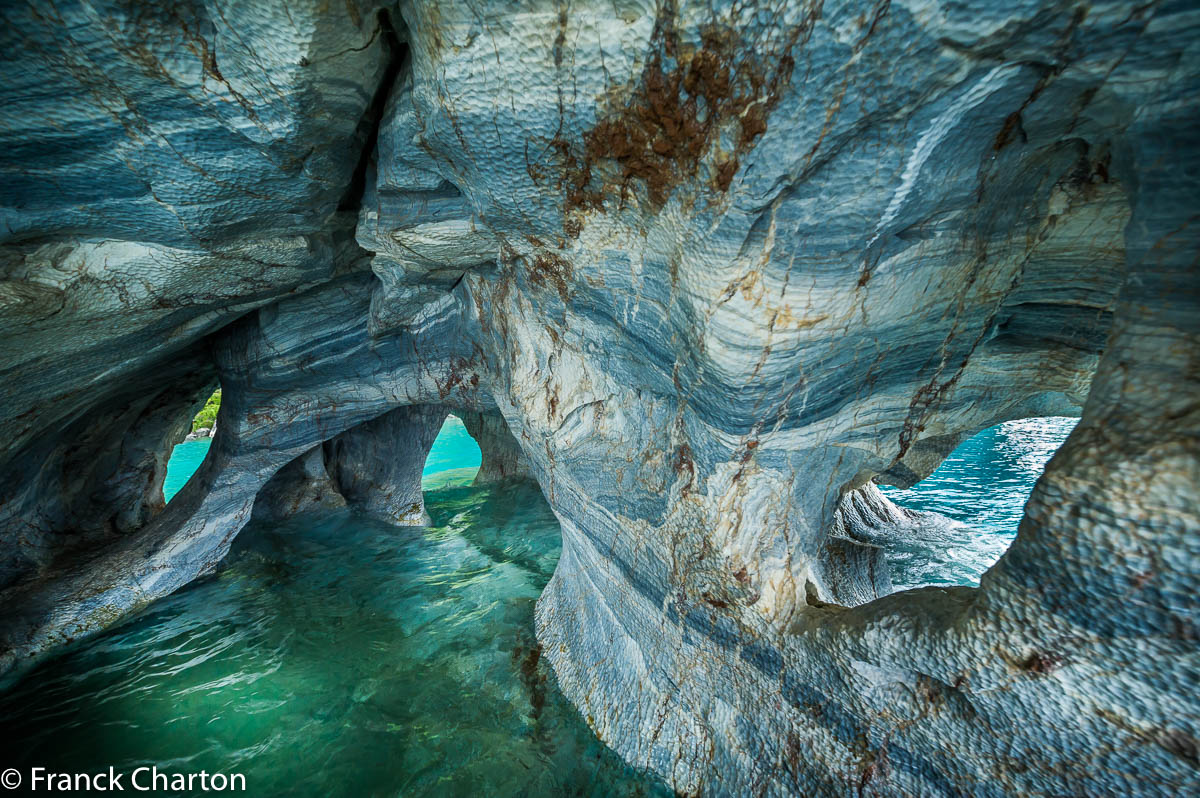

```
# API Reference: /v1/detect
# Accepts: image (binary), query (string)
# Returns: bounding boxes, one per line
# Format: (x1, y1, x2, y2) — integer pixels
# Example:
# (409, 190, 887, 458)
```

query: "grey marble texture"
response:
(0, 1, 1197, 795)
(460, 410, 534, 484)
(326, 404, 450, 523)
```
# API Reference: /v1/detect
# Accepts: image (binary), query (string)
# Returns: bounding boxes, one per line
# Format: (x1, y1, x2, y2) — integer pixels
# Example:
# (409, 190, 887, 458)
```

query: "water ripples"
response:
(878, 416, 1078, 589)
(0, 477, 669, 797)
(0, 418, 1077, 795)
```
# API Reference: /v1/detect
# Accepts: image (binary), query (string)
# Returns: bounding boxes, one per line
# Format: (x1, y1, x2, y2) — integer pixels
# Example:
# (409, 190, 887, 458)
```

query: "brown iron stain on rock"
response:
(993, 111, 1024, 151)
(673, 442, 696, 492)
(528, 251, 573, 302)
(1020, 650, 1066, 676)
(715, 158, 739, 191)
(558, 4, 812, 214)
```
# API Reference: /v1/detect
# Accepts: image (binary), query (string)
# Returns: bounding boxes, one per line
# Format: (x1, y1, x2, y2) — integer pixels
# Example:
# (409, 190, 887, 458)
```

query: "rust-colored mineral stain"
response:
(528, 251, 572, 302)
(715, 158, 739, 191)
(559, 11, 804, 213)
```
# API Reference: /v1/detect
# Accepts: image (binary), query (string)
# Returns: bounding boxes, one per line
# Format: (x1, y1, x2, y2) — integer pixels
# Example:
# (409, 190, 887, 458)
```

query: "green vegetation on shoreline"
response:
(192, 390, 220, 431)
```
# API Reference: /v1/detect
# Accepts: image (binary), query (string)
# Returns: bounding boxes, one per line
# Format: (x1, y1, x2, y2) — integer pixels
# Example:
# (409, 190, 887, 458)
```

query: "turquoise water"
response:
(420, 415, 482, 479)
(0, 419, 669, 797)
(878, 416, 1079, 588)
(0, 415, 1075, 796)
(162, 439, 211, 501)
(162, 415, 483, 502)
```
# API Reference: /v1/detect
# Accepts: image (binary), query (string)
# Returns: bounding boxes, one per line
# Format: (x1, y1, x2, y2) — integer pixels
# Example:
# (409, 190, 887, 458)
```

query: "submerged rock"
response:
(0, 1, 1197, 795)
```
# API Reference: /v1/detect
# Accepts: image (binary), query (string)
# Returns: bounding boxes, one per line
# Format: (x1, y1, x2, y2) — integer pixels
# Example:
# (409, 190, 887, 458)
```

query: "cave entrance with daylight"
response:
(421, 413, 483, 484)
(862, 416, 1079, 590)
(0, 403, 675, 797)
(163, 386, 221, 505)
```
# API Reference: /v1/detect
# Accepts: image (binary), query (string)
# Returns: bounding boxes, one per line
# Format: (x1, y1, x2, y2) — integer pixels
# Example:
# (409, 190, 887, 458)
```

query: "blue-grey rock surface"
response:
(460, 409, 535, 484)
(0, 1, 1197, 795)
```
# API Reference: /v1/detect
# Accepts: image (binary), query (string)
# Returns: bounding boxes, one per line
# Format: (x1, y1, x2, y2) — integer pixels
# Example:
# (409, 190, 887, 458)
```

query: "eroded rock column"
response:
(459, 410, 533, 484)
(392, 1, 1200, 794)
(251, 447, 348, 522)
(256, 405, 450, 524)
(326, 405, 449, 524)
(0, 272, 488, 676)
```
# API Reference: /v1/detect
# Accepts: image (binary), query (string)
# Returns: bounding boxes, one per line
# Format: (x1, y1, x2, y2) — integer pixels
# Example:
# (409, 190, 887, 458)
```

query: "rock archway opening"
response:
(422, 413, 483, 486)
(0, 410, 668, 796)
(163, 386, 221, 506)
(0, 356, 216, 598)
(238, 404, 535, 527)
(850, 416, 1080, 591)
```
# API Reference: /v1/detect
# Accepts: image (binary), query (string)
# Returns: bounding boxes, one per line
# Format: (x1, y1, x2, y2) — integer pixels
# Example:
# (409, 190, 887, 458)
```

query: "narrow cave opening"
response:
(870, 416, 1079, 590)
(163, 386, 221, 504)
(421, 413, 482, 486)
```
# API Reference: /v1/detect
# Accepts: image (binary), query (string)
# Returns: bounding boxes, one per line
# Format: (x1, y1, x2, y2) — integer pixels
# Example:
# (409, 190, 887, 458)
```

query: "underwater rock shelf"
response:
(0, 1, 1197, 796)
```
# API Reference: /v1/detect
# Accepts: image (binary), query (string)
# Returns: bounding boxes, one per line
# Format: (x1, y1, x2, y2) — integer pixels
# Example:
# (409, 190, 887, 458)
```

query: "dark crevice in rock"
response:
(337, 9, 408, 213)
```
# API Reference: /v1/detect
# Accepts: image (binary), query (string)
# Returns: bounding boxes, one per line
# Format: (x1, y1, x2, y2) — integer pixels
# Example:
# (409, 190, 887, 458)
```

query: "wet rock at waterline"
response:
(1, 1, 1198, 796)
(255, 405, 450, 525)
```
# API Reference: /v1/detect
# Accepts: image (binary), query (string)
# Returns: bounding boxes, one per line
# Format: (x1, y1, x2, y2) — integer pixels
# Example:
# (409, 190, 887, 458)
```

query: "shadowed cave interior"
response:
(0, 1, 1196, 795)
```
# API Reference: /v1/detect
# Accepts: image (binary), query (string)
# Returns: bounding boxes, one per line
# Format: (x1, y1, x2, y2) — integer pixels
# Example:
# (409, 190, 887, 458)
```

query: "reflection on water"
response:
(878, 416, 1078, 589)
(0, 470, 669, 797)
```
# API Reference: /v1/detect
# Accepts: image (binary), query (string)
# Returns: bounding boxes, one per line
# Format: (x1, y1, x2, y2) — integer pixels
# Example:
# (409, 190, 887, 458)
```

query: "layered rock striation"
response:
(1, 1, 1197, 795)
(459, 410, 534, 485)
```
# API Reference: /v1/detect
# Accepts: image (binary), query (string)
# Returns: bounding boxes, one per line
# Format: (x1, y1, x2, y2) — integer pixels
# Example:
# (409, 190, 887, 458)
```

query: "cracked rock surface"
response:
(1, 1, 1197, 795)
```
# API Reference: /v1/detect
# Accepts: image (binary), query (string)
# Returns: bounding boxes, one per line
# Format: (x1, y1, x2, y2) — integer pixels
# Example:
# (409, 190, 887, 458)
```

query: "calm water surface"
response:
(162, 438, 210, 501)
(1, 415, 1076, 795)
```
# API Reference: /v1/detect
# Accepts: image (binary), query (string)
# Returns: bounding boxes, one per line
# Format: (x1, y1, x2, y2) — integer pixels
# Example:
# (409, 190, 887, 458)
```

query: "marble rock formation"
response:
(459, 410, 534, 485)
(250, 445, 350, 522)
(1, 1, 1198, 795)
(254, 404, 450, 523)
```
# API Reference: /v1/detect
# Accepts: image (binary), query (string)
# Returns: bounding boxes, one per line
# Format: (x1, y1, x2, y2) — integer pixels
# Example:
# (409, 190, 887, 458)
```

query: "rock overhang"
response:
(0, 1, 1197, 795)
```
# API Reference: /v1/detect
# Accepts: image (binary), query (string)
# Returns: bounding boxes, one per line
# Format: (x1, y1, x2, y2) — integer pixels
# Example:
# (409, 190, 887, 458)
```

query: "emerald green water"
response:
(0, 419, 669, 797)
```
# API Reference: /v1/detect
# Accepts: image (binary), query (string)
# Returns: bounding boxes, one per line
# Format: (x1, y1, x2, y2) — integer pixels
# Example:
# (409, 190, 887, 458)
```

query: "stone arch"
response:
(0, 272, 491, 675)
(833, 416, 1079, 593)
(456, 409, 533, 485)
(0, 2, 1195, 796)
(248, 404, 535, 525)
(252, 404, 450, 525)
(0, 349, 216, 592)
